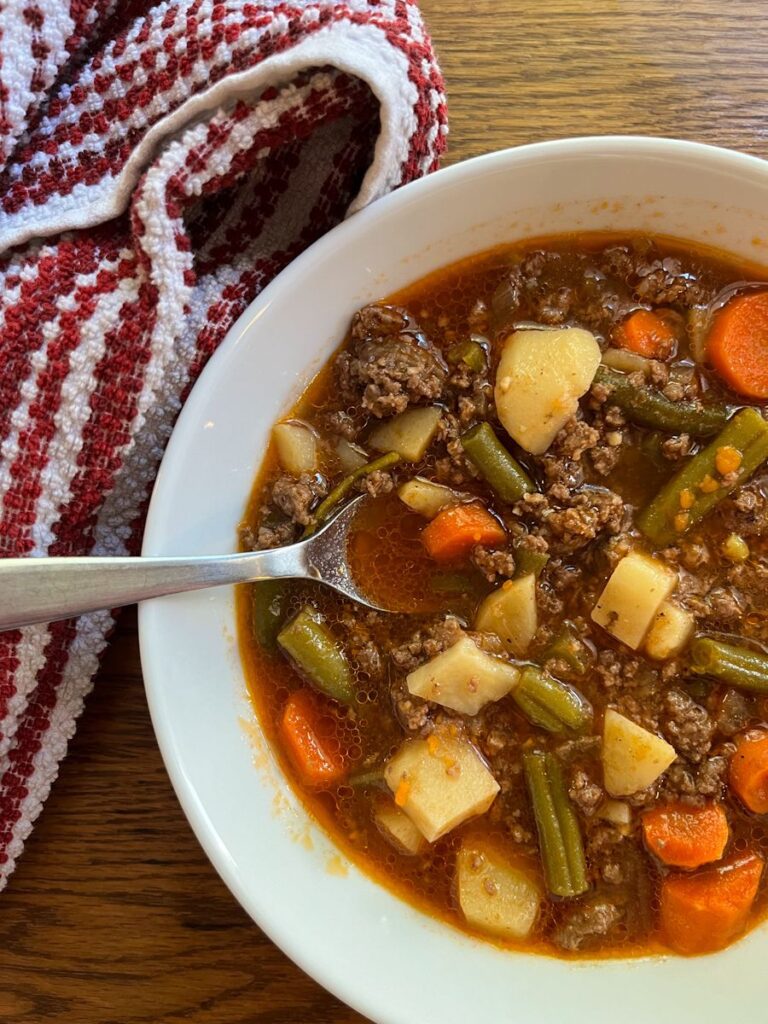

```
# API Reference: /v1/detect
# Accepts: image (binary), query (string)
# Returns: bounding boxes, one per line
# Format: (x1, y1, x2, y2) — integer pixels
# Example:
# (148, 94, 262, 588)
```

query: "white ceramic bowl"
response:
(140, 137, 768, 1024)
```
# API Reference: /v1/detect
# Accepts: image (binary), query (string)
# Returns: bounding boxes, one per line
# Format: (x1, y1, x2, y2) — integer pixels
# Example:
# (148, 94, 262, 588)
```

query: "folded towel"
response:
(0, 0, 446, 889)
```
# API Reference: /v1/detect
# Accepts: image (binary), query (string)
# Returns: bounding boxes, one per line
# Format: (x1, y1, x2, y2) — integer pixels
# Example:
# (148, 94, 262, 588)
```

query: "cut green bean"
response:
(513, 544, 549, 579)
(523, 751, 589, 898)
(594, 365, 728, 437)
(460, 422, 534, 503)
(348, 767, 386, 789)
(277, 606, 355, 703)
(447, 338, 486, 373)
(431, 570, 481, 594)
(690, 637, 768, 694)
(513, 667, 593, 734)
(543, 621, 591, 675)
(304, 451, 401, 536)
(638, 407, 768, 546)
(250, 579, 287, 651)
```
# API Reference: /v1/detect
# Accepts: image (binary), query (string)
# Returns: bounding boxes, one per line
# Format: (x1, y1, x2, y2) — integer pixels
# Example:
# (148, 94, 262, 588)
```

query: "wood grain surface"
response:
(3, 3, 768, 1022)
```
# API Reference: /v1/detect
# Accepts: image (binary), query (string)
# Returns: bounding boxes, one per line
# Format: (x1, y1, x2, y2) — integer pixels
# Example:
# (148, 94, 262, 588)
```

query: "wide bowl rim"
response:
(140, 135, 768, 1024)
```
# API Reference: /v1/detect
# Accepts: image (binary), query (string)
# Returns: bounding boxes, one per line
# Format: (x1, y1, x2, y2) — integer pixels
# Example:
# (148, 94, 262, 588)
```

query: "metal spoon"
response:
(0, 495, 386, 633)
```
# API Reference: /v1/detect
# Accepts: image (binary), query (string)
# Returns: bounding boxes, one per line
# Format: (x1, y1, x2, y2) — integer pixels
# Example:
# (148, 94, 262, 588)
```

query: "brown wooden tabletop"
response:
(3, 2, 768, 1022)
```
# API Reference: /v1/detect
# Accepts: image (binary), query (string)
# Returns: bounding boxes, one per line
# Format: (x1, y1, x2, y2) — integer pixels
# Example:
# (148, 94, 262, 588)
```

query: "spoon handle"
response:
(0, 548, 305, 631)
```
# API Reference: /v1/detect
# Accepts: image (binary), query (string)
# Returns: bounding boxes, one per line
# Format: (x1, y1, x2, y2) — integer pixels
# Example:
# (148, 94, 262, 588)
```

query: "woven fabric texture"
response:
(0, 0, 446, 888)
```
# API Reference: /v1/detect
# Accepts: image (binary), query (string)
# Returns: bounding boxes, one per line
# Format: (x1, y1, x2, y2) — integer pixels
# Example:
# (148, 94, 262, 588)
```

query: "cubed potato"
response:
(602, 708, 676, 797)
(495, 327, 601, 455)
(406, 635, 520, 716)
(384, 731, 500, 842)
(645, 600, 695, 661)
(273, 421, 317, 475)
(335, 437, 368, 472)
(373, 799, 426, 855)
(597, 799, 633, 826)
(474, 574, 537, 657)
(591, 551, 677, 650)
(397, 477, 463, 518)
(369, 406, 442, 462)
(456, 840, 541, 941)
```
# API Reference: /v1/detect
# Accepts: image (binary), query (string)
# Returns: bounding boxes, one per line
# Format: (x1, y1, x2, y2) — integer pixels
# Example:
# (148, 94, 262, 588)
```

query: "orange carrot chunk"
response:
(614, 309, 677, 359)
(280, 689, 346, 787)
(642, 801, 730, 869)
(730, 731, 768, 813)
(421, 502, 506, 563)
(660, 852, 764, 955)
(708, 291, 768, 398)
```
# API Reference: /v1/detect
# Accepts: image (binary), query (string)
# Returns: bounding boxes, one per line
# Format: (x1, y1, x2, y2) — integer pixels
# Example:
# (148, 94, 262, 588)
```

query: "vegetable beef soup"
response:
(238, 234, 768, 957)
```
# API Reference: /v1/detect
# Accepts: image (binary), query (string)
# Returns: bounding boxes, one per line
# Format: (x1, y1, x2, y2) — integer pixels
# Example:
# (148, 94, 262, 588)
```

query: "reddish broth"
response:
(238, 234, 768, 957)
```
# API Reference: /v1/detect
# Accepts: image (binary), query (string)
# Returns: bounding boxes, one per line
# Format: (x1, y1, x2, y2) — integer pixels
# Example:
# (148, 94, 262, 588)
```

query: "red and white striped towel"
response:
(0, 0, 446, 889)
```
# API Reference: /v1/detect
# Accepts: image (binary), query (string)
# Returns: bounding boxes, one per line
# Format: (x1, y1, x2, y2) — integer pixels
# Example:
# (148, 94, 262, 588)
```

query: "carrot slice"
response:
(421, 502, 506, 563)
(660, 852, 764, 954)
(708, 291, 768, 398)
(642, 801, 729, 869)
(614, 309, 677, 359)
(730, 731, 768, 813)
(280, 689, 345, 786)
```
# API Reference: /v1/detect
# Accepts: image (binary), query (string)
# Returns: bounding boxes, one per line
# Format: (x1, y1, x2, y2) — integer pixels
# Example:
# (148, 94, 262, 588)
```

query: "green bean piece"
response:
(304, 451, 401, 536)
(523, 751, 589, 898)
(348, 767, 386, 789)
(277, 606, 355, 704)
(447, 338, 486, 373)
(594, 365, 728, 437)
(543, 621, 590, 675)
(513, 544, 549, 579)
(638, 407, 768, 546)
(690, 637, 768, 694)
(513, 667, 593, 734)
(250, 579, 287, 651)
(460, 422, 534, 503)
(431, 570, 480, 594)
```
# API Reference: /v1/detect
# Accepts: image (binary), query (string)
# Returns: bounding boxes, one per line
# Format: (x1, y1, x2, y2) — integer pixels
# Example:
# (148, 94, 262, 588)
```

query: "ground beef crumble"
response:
(335, 303, 447, 417)
(569, 768, 604, 817)
(271, 473, 328, 527)
(661, 688, 714, 763)
(471, 544, 516, 582)
(554, 896, 624, 952)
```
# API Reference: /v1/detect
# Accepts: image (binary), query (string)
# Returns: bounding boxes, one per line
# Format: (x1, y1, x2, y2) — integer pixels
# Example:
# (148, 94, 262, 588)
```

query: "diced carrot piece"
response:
(280, 689, 345, 787)
(614, 309, 677, 359)
(660, 852, 764, 954)
(642, 801, 729, 869)
(708, 291, 768, 398)
(421, 502, 506, 563)
(730, 731, 768, 813)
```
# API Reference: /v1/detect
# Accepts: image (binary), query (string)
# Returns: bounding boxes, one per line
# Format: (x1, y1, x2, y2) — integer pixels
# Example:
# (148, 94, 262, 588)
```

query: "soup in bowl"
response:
(141, 138, 768, 1024)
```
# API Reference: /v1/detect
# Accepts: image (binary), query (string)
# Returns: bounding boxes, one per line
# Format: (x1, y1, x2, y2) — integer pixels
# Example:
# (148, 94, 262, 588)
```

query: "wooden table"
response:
(3, 2, 768, 1021)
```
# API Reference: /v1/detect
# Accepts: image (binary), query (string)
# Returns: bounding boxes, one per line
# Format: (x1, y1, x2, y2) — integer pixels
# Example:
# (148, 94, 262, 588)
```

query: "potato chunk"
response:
(645, 600, 695, 661)
(591, 551, 677, 649)
(335, 438, 367, 472)
(373, 799, 426, 855)
(384, 731, 499, 842)
(369, 406, 442, 461)
(273, 421, 317, 475)
(397, 477, 462, 518)
(456, 840, 541, 941)
(495, 327, 601, 455)
(474, 574, 537, 657)
(602, 709, 676, 797)
(406, 635, 520, 716)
